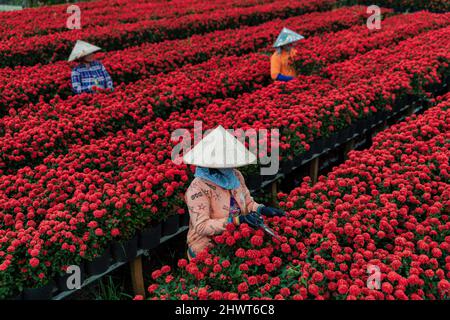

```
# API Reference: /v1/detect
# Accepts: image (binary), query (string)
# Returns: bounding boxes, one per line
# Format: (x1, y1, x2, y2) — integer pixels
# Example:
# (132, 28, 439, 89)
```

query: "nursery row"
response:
(0, 0, 336, 68)
(0, 6, 372, 113)
(144, 94, 450, 300)
(106, 24, 450, 172)
(0, 23, 448, 297)
(0, 53, 270, 173)
(0, 6, 411, 173)
(0, 0, 274, 40)
(5, 9, 446, 173)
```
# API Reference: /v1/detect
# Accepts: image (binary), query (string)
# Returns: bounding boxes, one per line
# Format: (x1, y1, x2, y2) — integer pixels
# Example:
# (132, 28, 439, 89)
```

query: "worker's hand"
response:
(241, 212, 264, 229)
(257, 206, 285, 217)
(231, 212, 263, 229)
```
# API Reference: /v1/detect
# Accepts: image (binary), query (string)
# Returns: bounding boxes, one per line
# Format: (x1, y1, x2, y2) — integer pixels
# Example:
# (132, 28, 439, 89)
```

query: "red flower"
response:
(237, 282, 248, 293)
(221, 260, 230, 268)
(29, 258, 39, 268)
(248, 276, 258, 285)
(198, 288, 208, 300)
(178, 259, 188, 268)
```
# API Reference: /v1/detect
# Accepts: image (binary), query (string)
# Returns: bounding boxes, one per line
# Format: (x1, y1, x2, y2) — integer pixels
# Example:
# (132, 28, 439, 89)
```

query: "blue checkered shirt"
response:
(71, 60, 114, 94)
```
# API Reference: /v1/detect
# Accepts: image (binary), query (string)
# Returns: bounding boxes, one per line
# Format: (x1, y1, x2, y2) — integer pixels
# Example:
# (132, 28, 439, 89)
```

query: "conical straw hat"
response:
(68, 40, 102, 62)
(273, 27, 304, 48)
(183, 126, 257, 168)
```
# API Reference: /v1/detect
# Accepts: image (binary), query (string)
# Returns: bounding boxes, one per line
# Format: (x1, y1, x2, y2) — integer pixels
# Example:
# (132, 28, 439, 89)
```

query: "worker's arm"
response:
(185, 184, 227, 236)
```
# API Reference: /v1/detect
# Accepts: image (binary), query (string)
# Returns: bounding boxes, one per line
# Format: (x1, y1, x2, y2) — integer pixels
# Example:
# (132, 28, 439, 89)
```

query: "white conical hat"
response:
(273, 27, 304, 48)
(68, 40, 102, 62)
(183, 125, 257, 168)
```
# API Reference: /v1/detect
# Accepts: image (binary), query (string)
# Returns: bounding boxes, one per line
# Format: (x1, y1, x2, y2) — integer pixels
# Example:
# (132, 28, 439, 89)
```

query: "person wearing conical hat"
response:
(183, 126, 285, 260)
(69, 40, 114, 94)
(271, 28, 304, 82)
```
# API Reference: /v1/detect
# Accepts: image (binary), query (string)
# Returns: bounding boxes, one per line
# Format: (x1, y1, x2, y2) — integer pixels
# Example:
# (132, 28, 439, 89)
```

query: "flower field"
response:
(0, 0, 449, 300)
(146, 93, 450, 300)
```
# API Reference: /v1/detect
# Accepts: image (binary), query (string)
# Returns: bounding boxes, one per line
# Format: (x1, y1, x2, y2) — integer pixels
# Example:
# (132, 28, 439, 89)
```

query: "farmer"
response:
(69, 40, 114, 94)
(271, 27, 304, 82)
(183, 125, 285, 260)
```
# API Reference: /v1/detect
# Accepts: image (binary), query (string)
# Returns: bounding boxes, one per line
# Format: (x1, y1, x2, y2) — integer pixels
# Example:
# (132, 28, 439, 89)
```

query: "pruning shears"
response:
(252, 212, 282, 242)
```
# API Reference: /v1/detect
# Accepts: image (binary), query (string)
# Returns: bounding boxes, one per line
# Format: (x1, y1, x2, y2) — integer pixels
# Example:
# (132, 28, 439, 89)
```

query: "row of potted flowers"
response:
(130, 25, 449, 172)
(142, 94, 450, 300)
(7, 211, 191, 300)
(0, 0, 268, 40)
(0, 53, 270, 173)
(0, 6, 375, 172)
(0, 5, 370, 112)
(0, 0, 336, 68)
(292, 11, 450, 75)
(6, 7, 439, 175)
(1, 24, 447, 298)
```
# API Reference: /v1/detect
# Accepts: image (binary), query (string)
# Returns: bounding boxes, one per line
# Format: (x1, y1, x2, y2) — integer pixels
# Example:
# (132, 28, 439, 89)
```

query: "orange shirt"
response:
(185, 169, 261, 255)
(270, 48, 297, 80)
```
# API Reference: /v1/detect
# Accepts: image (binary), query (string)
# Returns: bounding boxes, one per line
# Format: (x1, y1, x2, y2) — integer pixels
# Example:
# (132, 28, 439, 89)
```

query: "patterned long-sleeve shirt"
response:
(185, 169, 262, 255)
(71, 60, 114, 94)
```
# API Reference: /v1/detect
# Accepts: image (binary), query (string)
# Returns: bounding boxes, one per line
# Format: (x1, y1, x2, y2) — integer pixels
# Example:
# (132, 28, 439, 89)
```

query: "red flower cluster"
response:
(0, 6, 368, 113)
(0, 0, 336, 68)
(0, 6, 373, 172)
(0, 0, 269, 41)
(0, 0, 448, 300)
(146, 95, 450, 300)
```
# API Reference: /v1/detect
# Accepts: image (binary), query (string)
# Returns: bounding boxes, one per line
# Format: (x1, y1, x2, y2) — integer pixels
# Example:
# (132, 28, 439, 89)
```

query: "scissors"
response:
(252, 213, 282, 242)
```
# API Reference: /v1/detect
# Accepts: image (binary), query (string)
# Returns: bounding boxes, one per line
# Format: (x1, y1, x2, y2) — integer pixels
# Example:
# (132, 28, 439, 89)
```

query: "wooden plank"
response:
(271, 181, 278, 206)
(130, 256, 146, 297)
(309, 157, 319, 184)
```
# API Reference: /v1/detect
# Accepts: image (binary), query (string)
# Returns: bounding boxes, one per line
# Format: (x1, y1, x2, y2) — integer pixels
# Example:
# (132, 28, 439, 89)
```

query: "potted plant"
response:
(162, 214, 180, 237)
(84, 245, 111, 277)
(23, 280, 55, 300)
(112, 234, 139, 263)
(139, 223, 162, 250)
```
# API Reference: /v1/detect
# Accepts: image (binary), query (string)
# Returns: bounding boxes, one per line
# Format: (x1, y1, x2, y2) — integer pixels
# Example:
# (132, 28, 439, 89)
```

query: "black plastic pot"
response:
(8, 292, 23, 300)
(139, 224, 162, 250)
(55, 262, 86, 292)
(179, 214, 190, 227)
(280, 158, 294, 174)
(328, 132, 339, 149)
(162, 215, 180, 237)
(310, 138, 325, 155)
(112, 235, 139, 263)
(355, 118, 368, 134)
(23, 281, 55, 300)
(292, 152, 306, 169)
(85, 247, 111, 276)
(340, 126, 353, 143)
(373, 111, 385, 124)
